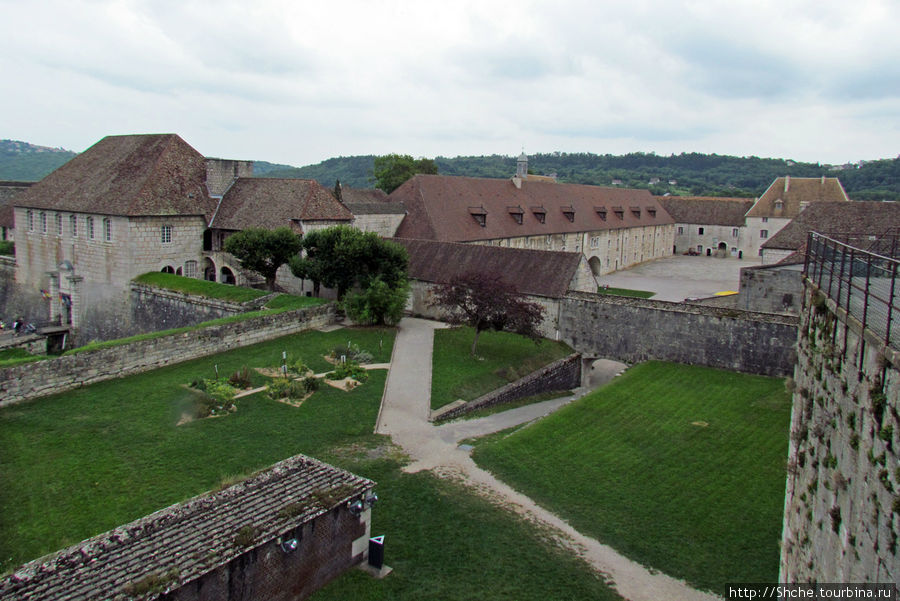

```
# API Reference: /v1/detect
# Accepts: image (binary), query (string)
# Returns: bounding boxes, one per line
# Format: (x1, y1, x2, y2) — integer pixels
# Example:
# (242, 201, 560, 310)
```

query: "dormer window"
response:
(631, 207, 641, 218)
(508, 206, 524, 225)
(647, 208, 656, 218)
(561, 205, 575, 222)
(531, 206, 546, 223)
(468, 206, 487, 227)
(595, 206, 607, 220)
(612, 206, 624, 219)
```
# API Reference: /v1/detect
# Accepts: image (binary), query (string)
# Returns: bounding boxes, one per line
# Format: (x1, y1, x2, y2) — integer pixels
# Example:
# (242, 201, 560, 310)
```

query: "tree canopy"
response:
(372, 154, 439, 194)
(288, 225, 408, 299)
(222, 227, 302, 291)
(431, 272, 545, 356)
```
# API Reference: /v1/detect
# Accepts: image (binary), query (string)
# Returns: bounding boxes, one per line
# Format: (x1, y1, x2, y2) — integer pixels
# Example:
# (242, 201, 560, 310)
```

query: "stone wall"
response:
(205, 158, 253, 196)
(559, 292, 798, 376)
(780, 284, 900, 583)
(0, 303, 334, 407)
(129, 283, 273, 333)
(739, 263, 803, 315)
(431, 353, 582, 421)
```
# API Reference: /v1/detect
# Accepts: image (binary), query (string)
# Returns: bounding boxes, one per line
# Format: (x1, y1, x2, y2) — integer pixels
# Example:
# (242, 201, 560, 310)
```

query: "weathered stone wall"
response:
(739, 264, 803, 315)
(129, 283, 271, 333)
(432, 353, 582, 421)
(205, 158, 253, 196)
(352, 213, 406, 238)
(559, 291, 798, 376)
(0, 303, 334, 406)
(780, 284, 900, 583)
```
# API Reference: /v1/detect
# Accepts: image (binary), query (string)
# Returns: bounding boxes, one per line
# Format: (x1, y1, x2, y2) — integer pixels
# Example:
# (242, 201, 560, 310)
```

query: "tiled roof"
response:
(210, 178, 353, 231)
(762, 201, 900, 250)
(0, 181, 32, 228)
(338, 187, 389, 204)
(0, 454, 373, 601)
(657, 196, 753, 226)
(746, 176, 849, 219)
(392, 237, 585, 298)
(12, 134, 219, 220)
(391, 175, 673, 242)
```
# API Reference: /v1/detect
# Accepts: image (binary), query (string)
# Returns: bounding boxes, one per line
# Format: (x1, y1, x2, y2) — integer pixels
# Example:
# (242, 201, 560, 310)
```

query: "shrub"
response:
(285, 355, 309, 377)
(0, 241, 13, 256)
(228, 366, 253, 389)
(266, 377, 308, 400)
(234, 525, 259, 547)
(303, 376, 320, 393)
(330, 343, 374, 365)
(204, 379, 237, 404)
(326, 360, 368, 382)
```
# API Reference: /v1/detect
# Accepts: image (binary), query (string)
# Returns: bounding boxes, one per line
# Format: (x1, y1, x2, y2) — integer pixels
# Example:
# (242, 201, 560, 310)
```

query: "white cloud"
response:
(1, 0, 897, 165)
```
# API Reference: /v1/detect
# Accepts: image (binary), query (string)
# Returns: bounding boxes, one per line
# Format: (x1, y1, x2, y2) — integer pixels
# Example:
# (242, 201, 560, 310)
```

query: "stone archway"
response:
(588, 255, 603, 277)
(220, 266, 236, 285)
(717, 242, 727, 258)
(161, 265, 175, 274)
(203, 257, 216, 282)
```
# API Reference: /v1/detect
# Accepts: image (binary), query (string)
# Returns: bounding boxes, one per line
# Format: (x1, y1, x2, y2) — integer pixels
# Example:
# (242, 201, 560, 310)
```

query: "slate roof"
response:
(657, 196, 753, 226)
(0, 454, 373, 601)
(0, 181, 32, 228)
(391, 175, 673, 242)
(392, 237, 587, 298)
(746, 176, 849, 219)
(210, 178, 353, 231)
(12, 134, 219, 220)
(763, 201, 900, 250)
(341, 187, 406, 216)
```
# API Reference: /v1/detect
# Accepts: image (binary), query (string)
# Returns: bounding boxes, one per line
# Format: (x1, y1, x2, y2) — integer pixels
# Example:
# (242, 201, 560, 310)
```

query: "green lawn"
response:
(430, 327, 573, 410)
(134, 272, 269, 302)
(0, 348, 46, 367)
(597, 286, 655, 298)
(472, 361, 792, 594)
(0, 327, 394, 570)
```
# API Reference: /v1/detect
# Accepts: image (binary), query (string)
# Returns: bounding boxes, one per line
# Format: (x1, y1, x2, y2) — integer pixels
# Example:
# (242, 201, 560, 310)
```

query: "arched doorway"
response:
(161, 265, 175, 274)
(588, 255, 603, 277)
(220, 266, 236, 285)
(203, 257, 216, 282)
(717, 242, 727, 258)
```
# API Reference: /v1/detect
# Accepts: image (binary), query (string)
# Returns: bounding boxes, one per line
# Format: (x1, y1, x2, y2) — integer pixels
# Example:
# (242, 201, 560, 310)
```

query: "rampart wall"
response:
(559, 292, 798, 376)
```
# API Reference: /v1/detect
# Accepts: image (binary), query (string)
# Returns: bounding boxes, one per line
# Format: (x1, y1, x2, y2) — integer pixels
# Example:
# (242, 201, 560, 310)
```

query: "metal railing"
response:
(804, 232, 899, 351)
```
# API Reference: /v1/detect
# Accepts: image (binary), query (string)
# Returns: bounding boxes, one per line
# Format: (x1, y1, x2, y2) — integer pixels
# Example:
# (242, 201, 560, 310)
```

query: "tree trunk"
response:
(470, 327, 482, 356)
(266, 276, 277, 291)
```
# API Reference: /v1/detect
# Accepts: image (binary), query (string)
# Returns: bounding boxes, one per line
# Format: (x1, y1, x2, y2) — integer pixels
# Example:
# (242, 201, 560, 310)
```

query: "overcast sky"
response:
(2, 0, 898, 167)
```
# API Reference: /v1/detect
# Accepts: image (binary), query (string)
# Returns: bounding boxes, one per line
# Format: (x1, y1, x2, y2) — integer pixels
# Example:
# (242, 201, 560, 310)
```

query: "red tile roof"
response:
(392, 237, 588, 298)
(657, 196, 753, 226)
(12, 134, 219, 220)
(210, 178, 353, 231)
(746, 176, 849, 219)
(392, 175, 673, 242)
(763, 201, 900, 250)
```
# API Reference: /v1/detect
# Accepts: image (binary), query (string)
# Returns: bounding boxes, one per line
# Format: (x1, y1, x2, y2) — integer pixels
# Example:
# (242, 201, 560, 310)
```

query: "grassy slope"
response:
(133, 272, 269, 302)
(0, 328, 393, 569)
(430, 327, 573, 410)
(472, 361, 791, 594)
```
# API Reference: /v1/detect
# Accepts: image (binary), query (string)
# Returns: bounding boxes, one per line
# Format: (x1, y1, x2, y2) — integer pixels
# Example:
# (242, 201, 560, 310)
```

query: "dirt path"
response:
(375, 318, 720, 601)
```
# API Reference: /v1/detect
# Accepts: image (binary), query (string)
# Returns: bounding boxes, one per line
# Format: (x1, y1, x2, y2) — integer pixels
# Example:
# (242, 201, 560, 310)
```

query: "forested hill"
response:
(4, 138, 898, 200)
(259, 152, 900, 200)
(0, 140, 76, 181)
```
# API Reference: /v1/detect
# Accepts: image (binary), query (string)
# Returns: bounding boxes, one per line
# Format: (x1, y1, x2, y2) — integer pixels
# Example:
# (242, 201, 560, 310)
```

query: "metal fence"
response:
(804, 232, 900, 351)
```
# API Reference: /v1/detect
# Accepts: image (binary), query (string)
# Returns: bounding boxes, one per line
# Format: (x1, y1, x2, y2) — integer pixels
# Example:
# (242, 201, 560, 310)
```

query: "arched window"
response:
(161, 265, 175, 274)
(184, 260, 198, 278)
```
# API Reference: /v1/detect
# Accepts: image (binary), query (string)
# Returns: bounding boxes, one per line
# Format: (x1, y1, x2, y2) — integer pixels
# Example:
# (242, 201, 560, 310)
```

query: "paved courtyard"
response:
(598, 254, 762, 302)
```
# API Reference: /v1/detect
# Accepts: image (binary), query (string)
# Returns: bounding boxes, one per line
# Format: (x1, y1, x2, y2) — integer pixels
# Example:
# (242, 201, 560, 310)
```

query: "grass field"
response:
(134, 272, 270, 302)
(430, 327, 573, 410)
(597, 286, 656, 298)
(472, 361, 791, 594)
(0, 327, 394, 571)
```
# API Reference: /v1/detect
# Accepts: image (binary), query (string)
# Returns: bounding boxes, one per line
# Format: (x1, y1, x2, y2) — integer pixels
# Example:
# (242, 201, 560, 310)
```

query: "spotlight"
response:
(278, 537, 299, 553)
(364, 492, 378, 508)
(348, 499, 364, 515)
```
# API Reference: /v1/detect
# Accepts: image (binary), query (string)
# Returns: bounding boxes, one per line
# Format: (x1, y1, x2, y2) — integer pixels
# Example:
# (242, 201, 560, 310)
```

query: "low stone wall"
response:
(0, 303, 334, 407)
(129, 283, 276, 333)
(431, 353, 581, 421)
(739, 264, 803, 315)
(559, 292, 798, 376)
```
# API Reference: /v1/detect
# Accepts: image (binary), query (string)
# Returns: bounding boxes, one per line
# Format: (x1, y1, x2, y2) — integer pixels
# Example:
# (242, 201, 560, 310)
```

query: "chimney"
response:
(784, 175, 790, 193)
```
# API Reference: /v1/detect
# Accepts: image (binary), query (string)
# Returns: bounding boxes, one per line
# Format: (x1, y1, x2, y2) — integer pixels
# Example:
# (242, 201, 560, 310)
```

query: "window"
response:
(87, 216, 95, 240)
(103, 217, 112, 241)
(677, 226, 684, 235)
(590, 236, 600, 249)
(697, 245, 702, 253)
(40, 212, 47, 234)
(56, 213, 63, 236)
(760, 229, 769, 239)
(161, 225, 172, 244)
(27, 210, 34, 231)
(70, 214, 77, 237)
(732, 228, 739, 237)
(698, 227, 705, 235)
(762, 217, 768, 223)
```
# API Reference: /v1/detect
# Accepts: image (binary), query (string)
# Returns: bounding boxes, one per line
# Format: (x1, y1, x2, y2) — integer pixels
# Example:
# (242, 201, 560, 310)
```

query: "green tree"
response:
(289, 226, 408, 299)
(372, 154, 438, 194)
(343, 276, 409, 325)
(431, 272, 545, 356)
(223, 227, 302, 291)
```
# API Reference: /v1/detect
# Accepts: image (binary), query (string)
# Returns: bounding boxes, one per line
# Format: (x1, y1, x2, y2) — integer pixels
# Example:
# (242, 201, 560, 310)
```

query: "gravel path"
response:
(375, 317, 720, 601)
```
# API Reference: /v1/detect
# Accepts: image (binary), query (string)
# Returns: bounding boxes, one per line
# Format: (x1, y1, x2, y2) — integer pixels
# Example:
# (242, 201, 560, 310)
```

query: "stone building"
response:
(657, 196, 754, 258)
(337, 186, 407, 238)
(391, 171, 675, 278)
(0, 181, 32, 242)
(0, 454, 377, 601)
(392, 237, 598, 338)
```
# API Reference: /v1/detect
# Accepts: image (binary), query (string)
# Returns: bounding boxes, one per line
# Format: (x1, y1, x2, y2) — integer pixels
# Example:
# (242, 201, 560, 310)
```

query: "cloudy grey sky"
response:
(2, 0, 898, 167)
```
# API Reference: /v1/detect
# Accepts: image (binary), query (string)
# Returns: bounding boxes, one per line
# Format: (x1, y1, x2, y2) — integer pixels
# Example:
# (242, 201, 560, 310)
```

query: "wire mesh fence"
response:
(804, 232, 900, 351)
